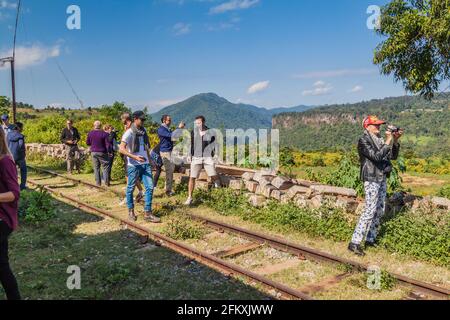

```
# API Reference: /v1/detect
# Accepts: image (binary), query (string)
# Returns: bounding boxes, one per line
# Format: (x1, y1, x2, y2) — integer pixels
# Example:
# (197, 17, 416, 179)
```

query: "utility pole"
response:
(11, 58, 16, 123)
(0, 56, 16, 122)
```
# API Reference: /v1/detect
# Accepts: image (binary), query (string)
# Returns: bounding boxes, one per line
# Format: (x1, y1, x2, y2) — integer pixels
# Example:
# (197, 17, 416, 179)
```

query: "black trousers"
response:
(0, 221, 21, 300)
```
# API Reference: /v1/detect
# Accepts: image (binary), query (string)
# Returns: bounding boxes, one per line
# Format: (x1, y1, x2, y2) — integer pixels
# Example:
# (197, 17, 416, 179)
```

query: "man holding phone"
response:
(119, 111, 160, 223)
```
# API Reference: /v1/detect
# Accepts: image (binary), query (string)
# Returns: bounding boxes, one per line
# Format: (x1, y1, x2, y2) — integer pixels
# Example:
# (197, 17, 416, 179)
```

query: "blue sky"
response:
(0, 0, 422, 111)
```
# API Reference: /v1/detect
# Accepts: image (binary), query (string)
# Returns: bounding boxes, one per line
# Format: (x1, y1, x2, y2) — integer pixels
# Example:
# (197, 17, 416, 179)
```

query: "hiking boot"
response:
(348, 243, 365, 256)
(144, 212, 161, 223)
(128, 209, 137, 222)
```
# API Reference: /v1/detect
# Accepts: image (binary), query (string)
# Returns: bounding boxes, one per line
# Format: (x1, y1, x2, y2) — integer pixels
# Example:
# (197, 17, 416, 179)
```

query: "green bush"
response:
(81, 156, 94, 174)
(378, 212, 449, 266)
(306, 153, 364, 197)
(306, 153, 406, 197)
(19, 188, 56, 224)
(438, 185, 450, 199)
(111, 154, 126, 181)
(163, 214, 206, 240)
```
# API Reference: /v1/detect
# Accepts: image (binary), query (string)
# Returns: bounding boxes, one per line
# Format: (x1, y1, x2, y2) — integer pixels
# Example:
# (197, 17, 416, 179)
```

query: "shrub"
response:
(306, 153, 364, 197)
(163, 214, 206, 240)
(19, 188, 56, 224)
(81, 156, 94, 174)
(378, 212, 450, 266)
(111, 154, 126, 181)
(306, 153, 406, 197)
(438, 185, 450, 199)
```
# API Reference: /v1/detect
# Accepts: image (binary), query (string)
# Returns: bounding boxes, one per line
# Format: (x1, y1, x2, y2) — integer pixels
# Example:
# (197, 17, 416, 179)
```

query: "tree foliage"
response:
(274, 94, 450, 158)
(374, 0, 450, 98)
(0, 96, 10, 116)
(99, 101, 131, 119)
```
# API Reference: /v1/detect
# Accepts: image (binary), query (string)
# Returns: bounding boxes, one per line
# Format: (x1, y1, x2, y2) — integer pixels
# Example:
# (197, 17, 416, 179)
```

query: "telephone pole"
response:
(1, 0, 21, 123)
(0, 57, 16, 122)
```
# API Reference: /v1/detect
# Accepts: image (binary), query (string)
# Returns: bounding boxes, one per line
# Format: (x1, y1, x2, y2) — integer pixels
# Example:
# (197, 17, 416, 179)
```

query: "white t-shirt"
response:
(121, 129, 149, 166)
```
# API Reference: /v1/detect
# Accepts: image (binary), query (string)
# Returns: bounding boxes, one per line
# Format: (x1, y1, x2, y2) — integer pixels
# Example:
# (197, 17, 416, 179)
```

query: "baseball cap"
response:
(363, 115, 386, 129)
(1, 114, 9, 121)
(132, 111, 147, 121)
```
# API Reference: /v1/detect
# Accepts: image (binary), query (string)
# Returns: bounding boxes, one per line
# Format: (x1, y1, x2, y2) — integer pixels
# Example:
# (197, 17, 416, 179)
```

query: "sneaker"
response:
(135, 192, 144, 203)
(184, 197, 193, 206)
(128, 209, 137, 222)
(348, 243, 365, 256)
(144, 212, 161, 223)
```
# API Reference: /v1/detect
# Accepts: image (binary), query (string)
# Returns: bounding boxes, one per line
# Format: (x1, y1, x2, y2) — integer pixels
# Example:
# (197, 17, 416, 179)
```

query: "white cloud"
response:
(349, 85, 363, 93)
(172, 22, 191, 36)
(293, 68, 376, 79)
(0, 0, 16, 20)
(0, 1, 17, 10)
(313, 80, 326, 87)
(247, 80, 270, 94)
(210, 0, 260, 14)
(0, 44, 61, 70)
(302, 80, 333, 96)
(207, 18, 241, 32)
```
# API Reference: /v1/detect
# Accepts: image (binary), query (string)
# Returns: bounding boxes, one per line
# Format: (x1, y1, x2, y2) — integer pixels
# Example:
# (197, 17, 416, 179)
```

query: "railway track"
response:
(27, 165, 450, 300)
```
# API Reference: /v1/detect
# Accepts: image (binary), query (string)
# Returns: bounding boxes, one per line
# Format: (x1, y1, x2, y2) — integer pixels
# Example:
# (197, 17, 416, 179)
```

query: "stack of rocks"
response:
(228, 169, 361, 212)
(26, 143, 87, 159)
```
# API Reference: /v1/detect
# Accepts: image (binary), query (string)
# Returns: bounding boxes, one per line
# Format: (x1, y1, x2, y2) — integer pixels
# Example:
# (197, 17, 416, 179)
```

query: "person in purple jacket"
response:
(0, 128, 21, 300)
(86, 121, 113, 187)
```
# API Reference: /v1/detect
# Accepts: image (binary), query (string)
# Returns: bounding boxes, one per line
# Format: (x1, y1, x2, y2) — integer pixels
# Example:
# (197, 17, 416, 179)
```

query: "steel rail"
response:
(27, 165, 450, 299)
(187, 213, 450, 299)
(27, 178, 313, 301)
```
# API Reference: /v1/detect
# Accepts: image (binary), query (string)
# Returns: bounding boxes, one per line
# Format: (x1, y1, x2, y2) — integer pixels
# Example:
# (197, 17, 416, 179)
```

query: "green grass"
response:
(3, 195, 268, 300)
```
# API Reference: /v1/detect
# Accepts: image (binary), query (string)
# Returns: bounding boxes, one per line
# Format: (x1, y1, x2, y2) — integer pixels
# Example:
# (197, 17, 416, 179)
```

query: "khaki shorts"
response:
(190, 157, 217, 178)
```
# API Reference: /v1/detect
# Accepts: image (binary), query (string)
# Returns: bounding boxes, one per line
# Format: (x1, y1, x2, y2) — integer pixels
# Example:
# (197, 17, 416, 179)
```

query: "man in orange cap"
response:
(348, 115, 403, 256)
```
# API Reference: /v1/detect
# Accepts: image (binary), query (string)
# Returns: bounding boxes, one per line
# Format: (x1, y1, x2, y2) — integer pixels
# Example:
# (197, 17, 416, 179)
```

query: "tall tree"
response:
(374, 0, 450, 99)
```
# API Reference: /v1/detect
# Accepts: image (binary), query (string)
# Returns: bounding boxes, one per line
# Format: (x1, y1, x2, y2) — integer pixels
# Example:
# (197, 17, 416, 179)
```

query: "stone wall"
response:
(26, 143, 88, 160)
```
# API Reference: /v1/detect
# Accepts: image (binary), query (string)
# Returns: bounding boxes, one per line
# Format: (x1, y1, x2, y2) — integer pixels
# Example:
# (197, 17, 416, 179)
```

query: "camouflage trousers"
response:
(351, 180, 387, 245)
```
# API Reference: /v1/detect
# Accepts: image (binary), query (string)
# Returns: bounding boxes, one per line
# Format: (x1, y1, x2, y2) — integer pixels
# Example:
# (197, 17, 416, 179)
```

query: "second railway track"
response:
(27, 165, 450, 300)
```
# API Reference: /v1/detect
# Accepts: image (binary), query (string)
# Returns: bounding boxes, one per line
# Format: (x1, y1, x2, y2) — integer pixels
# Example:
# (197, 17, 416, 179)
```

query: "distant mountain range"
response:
(151, 93, 313, 129)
